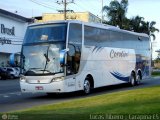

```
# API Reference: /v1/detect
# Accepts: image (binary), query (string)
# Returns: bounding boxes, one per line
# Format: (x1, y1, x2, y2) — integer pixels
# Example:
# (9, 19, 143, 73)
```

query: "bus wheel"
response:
(130, 72, 136, 86)
(83, 79, 91, 94)
(136, 73, 141, 85)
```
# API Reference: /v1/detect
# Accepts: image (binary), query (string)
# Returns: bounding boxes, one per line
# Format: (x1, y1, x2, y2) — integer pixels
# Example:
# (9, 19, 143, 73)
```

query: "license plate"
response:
(35, 86, 44, 90)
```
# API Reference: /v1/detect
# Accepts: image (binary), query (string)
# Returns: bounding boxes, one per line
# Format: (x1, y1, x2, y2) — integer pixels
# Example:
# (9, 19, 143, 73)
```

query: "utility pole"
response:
(101, 0, 103, 23)
(64, 0, 67, 20)
(148, 22, 153, 67)
(56, 0, 74, 20)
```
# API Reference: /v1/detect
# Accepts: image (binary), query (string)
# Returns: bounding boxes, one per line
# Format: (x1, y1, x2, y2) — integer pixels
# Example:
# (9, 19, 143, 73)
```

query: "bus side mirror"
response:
(9, 53, 21, 67)
(60, 48, 69, 65)
(9, 53, 15, 66)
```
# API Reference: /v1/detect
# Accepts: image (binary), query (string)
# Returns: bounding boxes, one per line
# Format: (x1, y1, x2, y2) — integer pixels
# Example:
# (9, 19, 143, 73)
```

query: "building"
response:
(34, 12, 101, 23)
(0, 9, 33, 67)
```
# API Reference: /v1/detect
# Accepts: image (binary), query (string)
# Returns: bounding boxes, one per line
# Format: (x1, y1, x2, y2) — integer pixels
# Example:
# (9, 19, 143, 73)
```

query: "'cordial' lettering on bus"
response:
(110, 49, 128, 58)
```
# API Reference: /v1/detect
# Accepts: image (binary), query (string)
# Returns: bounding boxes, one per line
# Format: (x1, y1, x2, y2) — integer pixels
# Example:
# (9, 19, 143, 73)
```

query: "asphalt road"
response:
(0, 77, 160, 113)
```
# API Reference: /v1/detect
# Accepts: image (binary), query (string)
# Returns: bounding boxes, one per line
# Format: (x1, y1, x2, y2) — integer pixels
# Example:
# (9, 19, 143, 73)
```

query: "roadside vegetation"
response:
(152, 58, 160, 76)
(8, 86, 160, 120)
(102, 0, 159, 40)
(152, 71, 160, 77)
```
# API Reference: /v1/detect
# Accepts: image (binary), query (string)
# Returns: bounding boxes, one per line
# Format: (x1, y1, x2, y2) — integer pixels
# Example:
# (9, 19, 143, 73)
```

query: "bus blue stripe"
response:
(110, 72, 129, 82)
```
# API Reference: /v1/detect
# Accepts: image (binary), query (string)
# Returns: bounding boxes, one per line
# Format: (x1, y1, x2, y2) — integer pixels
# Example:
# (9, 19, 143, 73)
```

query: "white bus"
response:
(20, 20, 151, 94)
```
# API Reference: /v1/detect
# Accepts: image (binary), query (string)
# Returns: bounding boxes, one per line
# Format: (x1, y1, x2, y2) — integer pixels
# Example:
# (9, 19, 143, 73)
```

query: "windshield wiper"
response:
(44, 53, 50, 62)
(43, 45, 50, 73)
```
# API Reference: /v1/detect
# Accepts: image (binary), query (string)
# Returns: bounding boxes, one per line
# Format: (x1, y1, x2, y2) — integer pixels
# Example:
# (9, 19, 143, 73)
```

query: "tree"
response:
(103, 0, 159, 40)
(141, 21, 159, 40)
(154, 51, 160, 63)
(103, 0, 128, 29)
(129, 15, 144, 32)
(127, 16, 159, 40)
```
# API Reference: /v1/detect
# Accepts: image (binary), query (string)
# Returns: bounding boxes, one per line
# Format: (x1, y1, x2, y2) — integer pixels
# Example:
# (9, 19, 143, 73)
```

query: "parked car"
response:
(0, 67, 10, 80)
(14, 67, 20, 76)
(3, 67, 20, 79)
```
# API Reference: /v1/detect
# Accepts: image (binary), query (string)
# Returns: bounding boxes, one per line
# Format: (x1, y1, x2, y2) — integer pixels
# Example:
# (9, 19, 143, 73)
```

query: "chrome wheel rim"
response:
(137, 75, 141, 85)
(131, 75, 135, 86)
(84, 80, 90, 94)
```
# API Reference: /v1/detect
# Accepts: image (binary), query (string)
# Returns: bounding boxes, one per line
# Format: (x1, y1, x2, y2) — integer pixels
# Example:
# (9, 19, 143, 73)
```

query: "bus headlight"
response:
(51, 77, 64, 82)
(20, 75, 26, 82)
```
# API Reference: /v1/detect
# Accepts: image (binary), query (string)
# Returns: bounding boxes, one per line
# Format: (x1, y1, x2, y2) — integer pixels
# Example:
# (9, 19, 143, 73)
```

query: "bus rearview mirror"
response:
(60, 48, 69, 65)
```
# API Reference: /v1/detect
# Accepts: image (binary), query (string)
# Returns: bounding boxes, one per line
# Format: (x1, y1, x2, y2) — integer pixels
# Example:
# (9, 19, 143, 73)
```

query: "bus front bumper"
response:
(20, 81, 66, 93)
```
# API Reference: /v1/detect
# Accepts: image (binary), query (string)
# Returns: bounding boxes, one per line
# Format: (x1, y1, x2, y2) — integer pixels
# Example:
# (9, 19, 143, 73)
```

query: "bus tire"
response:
(136, 73, 142, 85)
(130, 72, 136, 86)
(83, 78, 91, 94)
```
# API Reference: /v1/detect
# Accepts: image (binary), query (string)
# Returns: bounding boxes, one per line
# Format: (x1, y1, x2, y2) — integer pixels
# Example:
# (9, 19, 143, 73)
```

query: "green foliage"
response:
(103, 0, 159, 40)
(154, 52, 160, 63)
(154, 58, 160, 63)
(152, 71, 160, 76)
(103, 0, 128, 28)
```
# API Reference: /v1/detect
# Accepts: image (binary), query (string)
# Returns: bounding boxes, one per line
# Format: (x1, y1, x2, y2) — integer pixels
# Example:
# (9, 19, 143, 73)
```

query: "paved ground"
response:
(0, 79, 20, 94)
(0, 77, 160, 113)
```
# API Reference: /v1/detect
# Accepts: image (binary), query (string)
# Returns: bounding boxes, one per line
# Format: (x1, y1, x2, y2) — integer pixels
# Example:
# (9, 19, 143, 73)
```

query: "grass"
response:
(2, 86, 160, 120)
(152, 71, 160, 77)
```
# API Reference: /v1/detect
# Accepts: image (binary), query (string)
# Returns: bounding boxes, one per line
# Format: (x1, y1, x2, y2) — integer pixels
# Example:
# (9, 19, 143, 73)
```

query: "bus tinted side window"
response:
(84, 26, 97, 46)
(84, 26, 110, 47)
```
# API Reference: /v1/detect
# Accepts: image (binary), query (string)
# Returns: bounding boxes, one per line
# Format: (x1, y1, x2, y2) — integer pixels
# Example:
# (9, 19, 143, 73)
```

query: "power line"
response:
(75, 1, 98, 15)
(74, 3, 87, 12)
(29, 0, 102, 18)
(74, 1, 92, 13)
(29, 0, 59, 11)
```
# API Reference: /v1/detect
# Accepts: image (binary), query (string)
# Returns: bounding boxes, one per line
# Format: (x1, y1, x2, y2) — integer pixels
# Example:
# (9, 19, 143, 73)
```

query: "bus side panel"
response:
(99, 47, 136, 85)
(79, 46, 136, 88)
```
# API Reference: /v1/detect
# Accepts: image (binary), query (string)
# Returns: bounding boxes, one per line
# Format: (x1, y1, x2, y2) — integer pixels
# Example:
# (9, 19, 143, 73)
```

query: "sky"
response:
(0, 0, 160, 59)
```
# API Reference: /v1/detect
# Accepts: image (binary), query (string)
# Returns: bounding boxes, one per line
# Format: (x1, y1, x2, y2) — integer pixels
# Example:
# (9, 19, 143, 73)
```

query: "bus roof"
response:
(29, 20, 149, 38)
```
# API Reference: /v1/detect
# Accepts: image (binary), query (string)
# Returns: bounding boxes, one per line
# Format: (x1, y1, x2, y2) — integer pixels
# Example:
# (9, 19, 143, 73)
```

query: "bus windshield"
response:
(21, 23, 67, 76)
(24, 23, 66, 44)
(22, 43, 65, 76)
